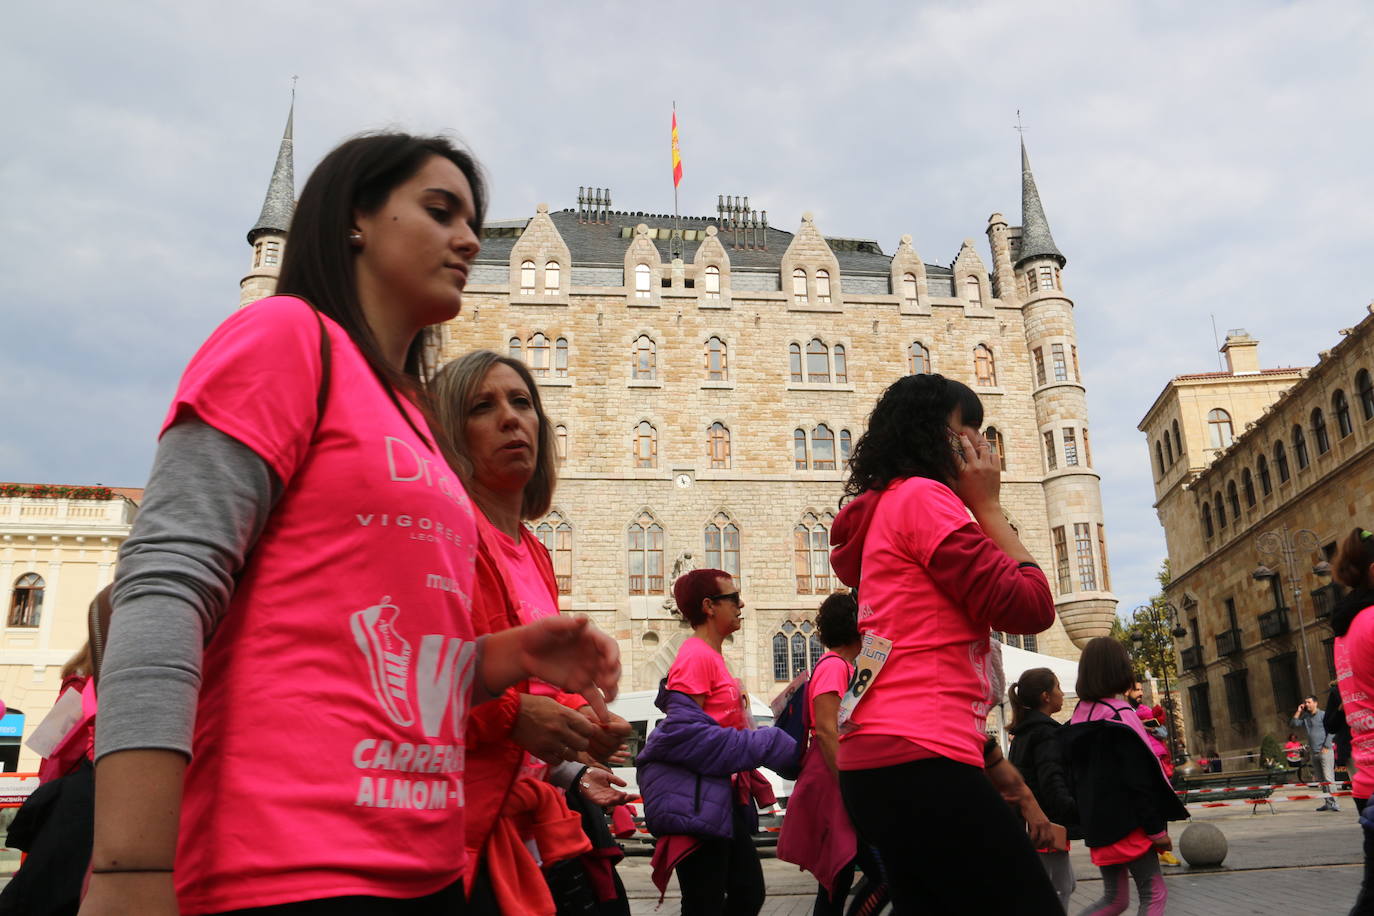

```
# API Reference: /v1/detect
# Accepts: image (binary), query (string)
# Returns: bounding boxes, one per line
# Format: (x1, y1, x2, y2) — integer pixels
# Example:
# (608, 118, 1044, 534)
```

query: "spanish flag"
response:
(671, 111, 683, 187)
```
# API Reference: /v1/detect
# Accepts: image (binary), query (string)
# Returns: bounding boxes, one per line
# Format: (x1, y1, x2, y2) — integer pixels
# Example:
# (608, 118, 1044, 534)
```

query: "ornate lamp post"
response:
(1252, 525, 1328, 697)
(1130, 602, 1188, 765)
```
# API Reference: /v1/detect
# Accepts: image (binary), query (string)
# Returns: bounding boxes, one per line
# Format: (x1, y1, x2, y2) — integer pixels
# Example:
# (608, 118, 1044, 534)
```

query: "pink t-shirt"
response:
(488, 525, 560, 698)
(1336, 607, 1374, 799)
(166, 297, 479, 912)
(807, 652, 852, 736)
(667, 637, 746, 729)
(836, 477, 1003, 768)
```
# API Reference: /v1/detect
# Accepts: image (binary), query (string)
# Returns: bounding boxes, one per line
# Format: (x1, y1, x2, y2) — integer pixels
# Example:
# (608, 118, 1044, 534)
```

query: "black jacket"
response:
(1060, 704, 1188, 848)
(1008, 710, 1082, 840)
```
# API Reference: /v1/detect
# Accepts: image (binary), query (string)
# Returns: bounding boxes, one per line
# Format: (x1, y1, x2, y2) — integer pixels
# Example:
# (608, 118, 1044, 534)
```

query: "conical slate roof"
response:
(1016, 139, 1064, 268)
(247, 101, 295, 243)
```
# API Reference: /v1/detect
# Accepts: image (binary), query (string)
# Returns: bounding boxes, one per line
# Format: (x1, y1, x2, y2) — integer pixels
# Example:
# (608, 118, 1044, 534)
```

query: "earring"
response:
(348, 230, 363, 245)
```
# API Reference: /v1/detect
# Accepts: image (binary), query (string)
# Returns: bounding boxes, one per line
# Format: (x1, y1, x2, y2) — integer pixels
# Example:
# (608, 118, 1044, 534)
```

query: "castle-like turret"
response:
(238, 97, 295, 308)
(1015, 139, 1117, 647)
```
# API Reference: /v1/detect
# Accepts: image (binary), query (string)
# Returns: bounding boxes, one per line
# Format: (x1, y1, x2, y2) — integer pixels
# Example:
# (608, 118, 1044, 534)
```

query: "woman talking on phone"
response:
(828, 373, 1061, 915)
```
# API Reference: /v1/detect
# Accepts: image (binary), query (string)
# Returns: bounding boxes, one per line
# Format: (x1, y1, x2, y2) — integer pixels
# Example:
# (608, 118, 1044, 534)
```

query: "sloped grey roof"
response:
(1015, 140, 1065, 268)
(248, 103, 295, 242)
(475, 209, 952, 278)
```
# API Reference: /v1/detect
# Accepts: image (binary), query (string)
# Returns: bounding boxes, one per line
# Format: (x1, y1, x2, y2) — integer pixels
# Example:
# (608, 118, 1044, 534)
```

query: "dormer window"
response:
(543, 261, 560, 295)
(964, 276, 982, 308)
(902, 273, 918, 306)
(704, 266, 721, 300)
(792, 268, 807, 304)
(520, 260, 536, 294)
(815, 270, 832, 304)
(634, 264, 652, 299)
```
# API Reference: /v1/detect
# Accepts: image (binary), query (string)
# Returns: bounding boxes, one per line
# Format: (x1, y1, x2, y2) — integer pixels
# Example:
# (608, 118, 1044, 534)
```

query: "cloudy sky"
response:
(4, 0, 1373, 617)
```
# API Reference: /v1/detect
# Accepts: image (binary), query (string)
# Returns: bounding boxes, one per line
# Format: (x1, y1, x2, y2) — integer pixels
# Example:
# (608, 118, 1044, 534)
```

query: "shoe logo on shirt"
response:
(352, 596, 416, 727)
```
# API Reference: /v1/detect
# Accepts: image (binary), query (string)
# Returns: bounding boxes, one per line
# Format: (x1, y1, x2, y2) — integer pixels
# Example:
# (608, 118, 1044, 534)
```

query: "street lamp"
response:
(1130, 602, 1187, 766)
(1252, 525, 1328, 697)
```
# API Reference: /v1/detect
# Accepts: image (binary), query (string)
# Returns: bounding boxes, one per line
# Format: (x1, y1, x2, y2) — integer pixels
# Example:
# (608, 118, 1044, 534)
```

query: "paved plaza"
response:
(622, 795, 1367, 914)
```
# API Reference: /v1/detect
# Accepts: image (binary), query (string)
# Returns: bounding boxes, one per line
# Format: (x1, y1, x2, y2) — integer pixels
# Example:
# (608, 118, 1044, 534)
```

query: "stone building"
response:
(0, 485, 141, 769)
(238, 111, 1118, 698)
(1141, 314, 1374, 760)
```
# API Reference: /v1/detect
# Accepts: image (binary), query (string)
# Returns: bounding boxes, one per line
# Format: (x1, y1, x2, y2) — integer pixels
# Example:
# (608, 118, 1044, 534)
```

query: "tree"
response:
(1120, 561, 1178, 683)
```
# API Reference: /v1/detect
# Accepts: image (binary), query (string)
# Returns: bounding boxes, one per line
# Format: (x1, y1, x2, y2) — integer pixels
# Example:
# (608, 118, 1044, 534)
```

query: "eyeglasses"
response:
(707, 591, 741, 605)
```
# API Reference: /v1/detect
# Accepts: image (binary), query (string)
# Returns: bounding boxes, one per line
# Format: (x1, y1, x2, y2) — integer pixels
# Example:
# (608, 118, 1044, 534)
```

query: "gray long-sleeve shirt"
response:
(1292, 708, 1332, 751)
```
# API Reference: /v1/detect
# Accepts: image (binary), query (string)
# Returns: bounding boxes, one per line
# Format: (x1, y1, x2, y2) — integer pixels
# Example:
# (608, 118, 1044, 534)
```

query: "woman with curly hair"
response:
(829, 373, 1061, 914)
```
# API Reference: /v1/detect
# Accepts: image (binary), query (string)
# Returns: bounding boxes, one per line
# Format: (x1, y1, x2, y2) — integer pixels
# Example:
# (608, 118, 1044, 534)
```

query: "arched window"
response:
(1154, 441, 1164, 478)
(554, 337, 569, 377)
(793, 514, 832, 593)
(964, 275, 982, 307)
(806, 339, 830, 383)
(527, 333, 550, 377)
(634, 421, 658, 468)
(543, 260, 560, 295)
(793, 429, 808, 470)
(1163, 434, 1174, 466)
(705, 337, 728, 381)
(772, 620, 824, 680)
(902, 273, 918, 306)
(832, 344, 847, 384)
(1359, 369, 1374, 421)
(627, 512, 664, 594)
(792, 268, 808, 304)
(1208, 409, 1234, 449)
(520, 260, 536, 293)
(7, 573, 43, 628)
(1214, 493, 1226, 530)
(1201, 503, 1214, 539)
(1335, 390, 1353, 438)
(788, 342, 803, 383)
(1172, 420, 1182, 458)
(973, 345, 996, 387)
(839, 429, 853, 466)
(909, 341, 930, 375)
(704, 512, 740, 578)
(703, 265, 721, 300)
(1242, 468, 1256, 507)
(1227, 481, 1241, 522)
(812, 424, 836, 470)
(535, 512, 573, 595)
(1274, 440, 1290, 483)
(632, 335, 656, 380)
(508, 336, 523, 361)
(634, 263, 652, 298)
(986, 427, 1006, 471)
(1292, 423, 1309, 470)
(555, 424, 568, 464)
(1312, 408, 1331, 455)
(772, 633, 789, 680)
(708, 422, 731, 469)
(1258, 454, 1272, 495)
(815, 270, 832, 304)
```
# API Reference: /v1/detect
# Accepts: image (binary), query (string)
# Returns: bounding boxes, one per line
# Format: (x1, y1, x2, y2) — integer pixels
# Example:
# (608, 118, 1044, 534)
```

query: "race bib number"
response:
(837, 632, 893, 733)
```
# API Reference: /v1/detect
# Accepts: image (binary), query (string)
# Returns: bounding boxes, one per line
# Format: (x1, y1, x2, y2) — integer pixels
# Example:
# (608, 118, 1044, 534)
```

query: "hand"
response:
(1024, 806, 1056, 850)
(578, 707, 633, 763)
(514, 616, 621, 707)
(1151, 834, 1173, 852)
(951, 427, 1001, 513)
(577, 767, 633, 808)
(80, 873, 178, 916)
(510, 694, 600, 763)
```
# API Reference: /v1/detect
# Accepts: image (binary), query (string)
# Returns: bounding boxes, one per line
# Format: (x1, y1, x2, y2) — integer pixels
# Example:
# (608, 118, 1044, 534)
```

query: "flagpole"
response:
(672, 102, 682, 260)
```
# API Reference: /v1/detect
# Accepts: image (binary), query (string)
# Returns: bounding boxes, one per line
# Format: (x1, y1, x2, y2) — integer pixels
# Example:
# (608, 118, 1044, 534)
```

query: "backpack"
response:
(769, 654, 846, 780)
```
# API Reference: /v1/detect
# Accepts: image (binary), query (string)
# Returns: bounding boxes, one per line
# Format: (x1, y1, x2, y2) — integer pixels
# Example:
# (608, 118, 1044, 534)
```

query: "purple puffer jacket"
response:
(636, 681, 797, 839)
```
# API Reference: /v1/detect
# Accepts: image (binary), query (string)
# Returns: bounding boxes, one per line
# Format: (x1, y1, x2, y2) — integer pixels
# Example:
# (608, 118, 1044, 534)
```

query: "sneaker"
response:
(1158, 851, 1182, 866)
(351, 597, 415, 727)
(1318, 802, 1336, 811)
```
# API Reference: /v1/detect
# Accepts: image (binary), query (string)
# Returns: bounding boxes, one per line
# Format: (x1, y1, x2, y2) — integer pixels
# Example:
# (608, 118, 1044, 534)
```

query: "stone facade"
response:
(1141, 312, 1374, 760)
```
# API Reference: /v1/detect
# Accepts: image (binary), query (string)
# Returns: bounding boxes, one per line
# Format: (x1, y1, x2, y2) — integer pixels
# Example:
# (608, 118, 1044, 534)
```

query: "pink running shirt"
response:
(807, 652, 853, 736)
(667, 637, 746, 729)
(166, 298, 479, 912)
(1336, 604, 1374, 799)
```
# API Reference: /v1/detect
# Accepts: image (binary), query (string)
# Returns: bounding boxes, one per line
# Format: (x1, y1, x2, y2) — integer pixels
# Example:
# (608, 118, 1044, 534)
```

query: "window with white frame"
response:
(634, 264, 652, 298)
(703, 265, 721, 300)
(793, 514, 833, 594)
(543, 260, 560, 295)
(704, 512, 740, 578)
(520, 260, 537, 293)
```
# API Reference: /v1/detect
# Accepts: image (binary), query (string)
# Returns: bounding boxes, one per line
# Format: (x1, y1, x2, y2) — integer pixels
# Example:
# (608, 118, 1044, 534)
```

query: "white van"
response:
(608, 689, 794, 807)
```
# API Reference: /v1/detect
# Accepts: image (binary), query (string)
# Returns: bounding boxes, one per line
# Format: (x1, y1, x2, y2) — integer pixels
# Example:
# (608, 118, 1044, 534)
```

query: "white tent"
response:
(993, 642, 1080, 753)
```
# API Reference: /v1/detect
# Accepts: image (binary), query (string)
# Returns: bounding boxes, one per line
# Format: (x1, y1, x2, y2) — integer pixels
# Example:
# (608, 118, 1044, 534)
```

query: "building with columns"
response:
(238, 113, 1117, 698)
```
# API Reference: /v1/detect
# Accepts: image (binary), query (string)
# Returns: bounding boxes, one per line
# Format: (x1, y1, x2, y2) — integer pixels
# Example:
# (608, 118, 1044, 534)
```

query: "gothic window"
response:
(1063, 428, 1079, 467)
(807, 339, 830, 383)
(520, 260, 536, 293)
(1335, 390, 1354, 438)
(793, 513, 833, 594)
(1359, 369, 1374, 421)
(1051, 527, 1071, 594)
(543, 260, 560, 295)
(1208, 409, 1234, 449)
(535, 512, 573, 595)
(1097, 524, 1111, 592)
(703, 265, 721, 300)
(1242, 468, 1256, 507)
(1171, 420, 1182, 457)
(974, 345, 996, 387)
(704, 512, 741, 578)
(634, 421, 658, 468)
(1075, 523, 1097, 591)
(815, 270, 832, 304)
(627, 512, 664, 595)
(902, 273, 918, 306)
(793, 429, 809, 470)
(554, 337, 569, 377)
(793, 268, 808, 304)
(839, 429, 853, 466)
(632, 335, 656, 380)
(634, 264, 652, 298)
(527, 333, 550, 377)
(555, 424, 568, 464)
(1274, 440, 1290, 482)
(909, 342, 931, 375)
(705, 337, 728, 381)
(772, 620, 824, 681)
(1052, 344, 1068, 382)
(508, 336, 522, 361)
(708, 422, 731, 469)
(1044, 431, 1058, 472)
(1292, 424, 1309, 470)
(1258, 455, 1272, 495)
(1227, 481, 1241, 522)
(789, 343, 803, 383)
(832, 344, 848, 384)
(812, 424, 836, 470)
(1201, 502, 1214, 539)
(1312, 408, 1331, 455)
(1214, 493, 1226, 531)
(964, 275, 982, 308)
(985, 427, 1006, 471)
(1033, 347, 1046, 387)
(7, 573, 43, 628)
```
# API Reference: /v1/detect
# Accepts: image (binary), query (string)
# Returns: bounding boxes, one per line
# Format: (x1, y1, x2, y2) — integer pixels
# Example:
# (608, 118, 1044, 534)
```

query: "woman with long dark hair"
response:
(1330, 527, 1374, 914)
(82, 133, 620, 915)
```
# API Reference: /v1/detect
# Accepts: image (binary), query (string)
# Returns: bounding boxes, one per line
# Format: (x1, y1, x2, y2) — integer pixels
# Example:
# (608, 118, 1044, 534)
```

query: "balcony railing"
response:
(1180, 646, 1203, 671)
(1311, 583, 1344, 619)
(1259, 607, 1290, 639)
(1216, 628, 1243, 657)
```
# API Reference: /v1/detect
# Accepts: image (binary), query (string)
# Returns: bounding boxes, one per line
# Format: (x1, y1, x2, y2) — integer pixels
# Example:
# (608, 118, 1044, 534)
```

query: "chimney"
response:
(1221, 329, 1261, 375)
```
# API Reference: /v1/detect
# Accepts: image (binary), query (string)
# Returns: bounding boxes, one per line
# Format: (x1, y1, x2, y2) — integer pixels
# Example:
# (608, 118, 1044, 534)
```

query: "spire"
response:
(1016, 138, 1065, 268)
(247, 88, 295, 243)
